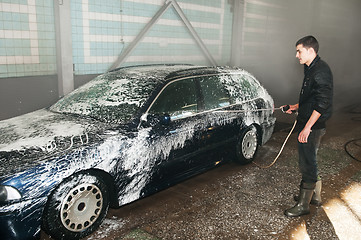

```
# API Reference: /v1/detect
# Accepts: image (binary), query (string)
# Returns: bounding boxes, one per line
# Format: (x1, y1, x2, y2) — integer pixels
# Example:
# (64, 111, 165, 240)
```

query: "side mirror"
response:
(141, 113, 171, 127)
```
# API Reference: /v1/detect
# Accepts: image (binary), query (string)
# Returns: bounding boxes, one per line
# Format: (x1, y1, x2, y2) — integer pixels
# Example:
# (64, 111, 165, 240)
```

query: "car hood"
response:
(0, 109, 107, 176)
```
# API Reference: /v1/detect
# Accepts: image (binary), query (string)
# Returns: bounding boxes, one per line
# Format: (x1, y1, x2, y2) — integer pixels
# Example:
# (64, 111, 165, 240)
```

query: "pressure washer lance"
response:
(214, 105, 297, 169)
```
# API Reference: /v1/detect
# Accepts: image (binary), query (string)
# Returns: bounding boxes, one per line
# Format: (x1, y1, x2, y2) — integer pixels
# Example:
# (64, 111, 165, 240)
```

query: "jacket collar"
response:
(304, 55, 320, 74)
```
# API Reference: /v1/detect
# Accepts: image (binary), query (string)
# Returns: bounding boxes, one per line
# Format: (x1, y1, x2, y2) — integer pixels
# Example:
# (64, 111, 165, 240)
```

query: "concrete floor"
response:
(41, 105, 361, 240)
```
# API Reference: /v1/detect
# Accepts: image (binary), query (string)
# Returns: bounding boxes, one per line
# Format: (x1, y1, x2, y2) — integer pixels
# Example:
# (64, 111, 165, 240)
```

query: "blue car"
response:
(0, 65, 275, 240)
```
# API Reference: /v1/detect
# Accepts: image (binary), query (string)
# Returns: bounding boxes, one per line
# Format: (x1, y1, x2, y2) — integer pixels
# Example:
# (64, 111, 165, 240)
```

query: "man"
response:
(283, 35, 333, 217)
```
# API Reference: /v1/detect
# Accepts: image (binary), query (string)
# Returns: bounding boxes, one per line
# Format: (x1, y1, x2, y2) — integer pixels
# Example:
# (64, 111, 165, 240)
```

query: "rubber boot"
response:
(311, 180, 322, 205)
(285, 182, 315, 217)
(294, 180, 322, 206)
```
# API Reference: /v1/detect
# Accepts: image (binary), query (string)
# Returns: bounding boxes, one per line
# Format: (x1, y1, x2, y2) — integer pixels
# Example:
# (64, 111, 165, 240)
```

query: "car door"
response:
(191, 74, 241, 163)
(143, 77, 205, 188)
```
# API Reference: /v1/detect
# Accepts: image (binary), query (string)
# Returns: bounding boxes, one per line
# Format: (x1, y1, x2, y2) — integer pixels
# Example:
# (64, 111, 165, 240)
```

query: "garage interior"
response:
(1, 0, 360, 239)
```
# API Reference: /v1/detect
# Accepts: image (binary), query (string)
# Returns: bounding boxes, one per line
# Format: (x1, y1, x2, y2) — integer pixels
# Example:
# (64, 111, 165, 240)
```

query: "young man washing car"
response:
(283, 35, 333, 217)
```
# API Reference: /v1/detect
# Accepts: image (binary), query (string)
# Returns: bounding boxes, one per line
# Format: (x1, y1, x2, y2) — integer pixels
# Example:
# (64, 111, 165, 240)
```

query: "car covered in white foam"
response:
(0, 64, 275, 239)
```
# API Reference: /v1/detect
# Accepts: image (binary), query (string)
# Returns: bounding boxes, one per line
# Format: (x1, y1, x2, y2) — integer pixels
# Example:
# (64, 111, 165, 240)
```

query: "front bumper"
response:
(0, 197, 47, 240)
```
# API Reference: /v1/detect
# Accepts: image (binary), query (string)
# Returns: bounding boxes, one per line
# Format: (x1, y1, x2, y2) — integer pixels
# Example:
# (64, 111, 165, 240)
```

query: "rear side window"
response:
(235, 74, 261, 100)
(220, 73, 262, 103)
(198, 75, 231, 110)
(149, 79, 198, 119)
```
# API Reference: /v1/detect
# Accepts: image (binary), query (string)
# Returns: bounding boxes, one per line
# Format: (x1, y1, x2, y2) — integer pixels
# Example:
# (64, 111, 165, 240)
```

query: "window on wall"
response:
(0, 0, 57, 78)
(241, 0, 288, 60)
(71, 0, 234, 74)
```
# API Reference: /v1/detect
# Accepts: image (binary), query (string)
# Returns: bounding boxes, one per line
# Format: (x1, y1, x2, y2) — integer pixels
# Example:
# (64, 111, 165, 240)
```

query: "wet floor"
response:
(41, 105, 361, 240)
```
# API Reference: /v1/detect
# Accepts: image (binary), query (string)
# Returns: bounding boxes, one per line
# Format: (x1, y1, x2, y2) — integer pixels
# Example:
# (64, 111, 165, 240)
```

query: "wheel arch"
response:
(44, 168, 119, 210)
(41, 168, 115, 239)
(80, 168, 119, 208)
(235, 123, 260, 165)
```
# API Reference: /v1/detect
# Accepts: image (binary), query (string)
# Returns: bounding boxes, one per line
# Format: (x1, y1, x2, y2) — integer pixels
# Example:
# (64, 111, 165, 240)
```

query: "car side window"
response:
(149, 79, 198, 119)
(230, 74, 261, 101)
(199, 75, 231, 110)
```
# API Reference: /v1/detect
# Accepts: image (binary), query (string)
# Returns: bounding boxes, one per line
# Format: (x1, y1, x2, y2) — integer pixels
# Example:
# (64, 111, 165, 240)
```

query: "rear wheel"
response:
(42, 172, 110, 240)
(235, 126, 259, 164)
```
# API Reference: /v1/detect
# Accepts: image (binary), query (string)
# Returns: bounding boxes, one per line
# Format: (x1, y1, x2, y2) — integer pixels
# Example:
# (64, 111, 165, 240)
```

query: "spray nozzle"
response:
(281, 105, 297, 114)
(282, 105, 290, 112)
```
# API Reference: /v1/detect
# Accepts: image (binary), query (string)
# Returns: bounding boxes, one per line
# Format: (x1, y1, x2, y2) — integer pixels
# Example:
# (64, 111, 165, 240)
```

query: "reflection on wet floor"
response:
(290, 183, 361, 240)
(323, 183, 361, 240)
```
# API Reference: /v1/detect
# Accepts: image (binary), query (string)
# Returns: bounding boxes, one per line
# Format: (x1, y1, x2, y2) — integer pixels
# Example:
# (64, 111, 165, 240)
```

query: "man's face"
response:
(296, 44, 314, 66)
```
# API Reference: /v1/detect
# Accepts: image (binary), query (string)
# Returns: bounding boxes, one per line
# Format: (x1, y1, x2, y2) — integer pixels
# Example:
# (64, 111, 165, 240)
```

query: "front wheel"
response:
(42, 172, 110, 240)
(235, 126, 259, 164)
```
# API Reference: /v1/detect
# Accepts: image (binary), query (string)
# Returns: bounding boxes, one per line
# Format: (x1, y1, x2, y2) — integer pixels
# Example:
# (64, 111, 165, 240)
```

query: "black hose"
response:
(344, 138, 361, 162)
(343, 104, 361, 162)
(345, 104, 361, 115)
(351, 116, 361, 122)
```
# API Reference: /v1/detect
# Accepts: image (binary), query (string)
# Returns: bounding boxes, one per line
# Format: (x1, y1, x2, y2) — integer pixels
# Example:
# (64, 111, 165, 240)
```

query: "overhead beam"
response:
(109, 0, 217, 70)
(171, 0, 217, 66)
(108, 1, 173, 71)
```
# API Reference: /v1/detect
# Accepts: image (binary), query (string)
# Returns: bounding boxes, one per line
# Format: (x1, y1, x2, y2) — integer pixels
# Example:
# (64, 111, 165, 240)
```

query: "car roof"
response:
(108, 64, 246, 85)
(109, 64, 199, 82)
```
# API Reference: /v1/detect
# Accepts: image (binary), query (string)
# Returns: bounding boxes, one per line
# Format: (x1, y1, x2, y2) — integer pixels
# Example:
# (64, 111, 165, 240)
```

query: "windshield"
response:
(50, 72, 159, 124)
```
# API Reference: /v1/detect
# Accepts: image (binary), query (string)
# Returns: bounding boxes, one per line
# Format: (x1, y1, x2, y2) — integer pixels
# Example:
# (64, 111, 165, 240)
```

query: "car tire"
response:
(235, 126, 258, 164)
(42, 172, 110, 240)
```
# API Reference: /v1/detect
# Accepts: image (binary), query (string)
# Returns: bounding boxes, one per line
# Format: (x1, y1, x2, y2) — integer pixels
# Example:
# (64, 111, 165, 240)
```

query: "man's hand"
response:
(298, 110, 322, 143)
(281, 104, 299, 114)
(298, 127, 311, 143)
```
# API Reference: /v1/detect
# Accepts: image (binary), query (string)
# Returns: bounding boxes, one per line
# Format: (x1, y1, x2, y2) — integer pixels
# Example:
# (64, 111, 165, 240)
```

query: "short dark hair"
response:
(296, 35, 319, 53)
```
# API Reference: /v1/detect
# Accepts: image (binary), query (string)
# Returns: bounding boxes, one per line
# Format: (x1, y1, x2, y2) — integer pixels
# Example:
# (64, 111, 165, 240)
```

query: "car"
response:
(0, 64, 276, 240)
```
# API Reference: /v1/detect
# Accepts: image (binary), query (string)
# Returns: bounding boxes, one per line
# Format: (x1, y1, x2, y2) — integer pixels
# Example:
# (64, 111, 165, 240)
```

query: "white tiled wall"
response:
(0, 0, 56, 77)
(0, 0, 233, 77)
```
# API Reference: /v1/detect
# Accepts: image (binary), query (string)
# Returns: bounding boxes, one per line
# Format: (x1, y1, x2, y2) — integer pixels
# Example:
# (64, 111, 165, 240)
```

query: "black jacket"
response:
(297, 55, 333, 130)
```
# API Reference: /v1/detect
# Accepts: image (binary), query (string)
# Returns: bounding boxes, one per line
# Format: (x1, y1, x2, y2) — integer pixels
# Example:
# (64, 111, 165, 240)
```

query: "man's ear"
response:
(308, 47, 316, 55)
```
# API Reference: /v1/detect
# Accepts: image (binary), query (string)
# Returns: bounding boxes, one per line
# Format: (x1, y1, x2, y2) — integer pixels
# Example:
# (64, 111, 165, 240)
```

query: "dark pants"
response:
(298, 128, 326, 183)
